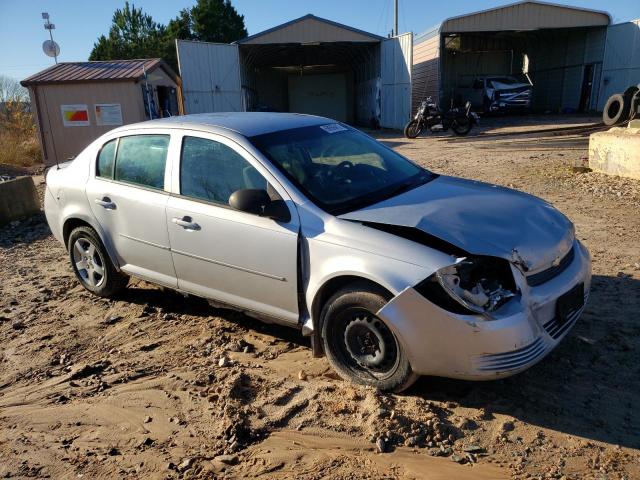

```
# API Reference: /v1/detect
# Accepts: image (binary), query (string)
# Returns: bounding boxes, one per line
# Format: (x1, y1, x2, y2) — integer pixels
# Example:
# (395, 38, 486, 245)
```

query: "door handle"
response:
(172, 216, 200, 230)
(95, 197, 116, 209)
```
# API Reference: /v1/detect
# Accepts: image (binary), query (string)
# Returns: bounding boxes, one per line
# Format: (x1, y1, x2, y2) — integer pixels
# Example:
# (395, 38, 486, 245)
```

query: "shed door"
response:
(381, 33, 413, 129)
(176, 40, 243, 114)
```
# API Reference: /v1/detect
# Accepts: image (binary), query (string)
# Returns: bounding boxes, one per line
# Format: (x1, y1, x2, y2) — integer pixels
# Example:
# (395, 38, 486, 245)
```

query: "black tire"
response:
(624, 87, 640, 121)
(452, 118, 472, 136)
(68, 226, 128, 297)
(602, 93, 627, 126)
(320, 283, 418, 392)
(623, 86, 639, 101)
(404, 120, 423, 139)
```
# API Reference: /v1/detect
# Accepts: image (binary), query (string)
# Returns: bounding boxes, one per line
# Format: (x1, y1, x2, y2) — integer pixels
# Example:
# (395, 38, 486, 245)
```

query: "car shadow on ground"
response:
(407, 273, 640, 449)
(116, 273, 639, 449)
(114, 285, 311, 349)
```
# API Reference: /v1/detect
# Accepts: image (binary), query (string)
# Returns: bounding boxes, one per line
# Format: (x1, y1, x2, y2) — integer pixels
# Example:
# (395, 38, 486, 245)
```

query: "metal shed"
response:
(177, 15, 413, 129)
(21, 59, 182, 166)
(412, 1, 611, 113)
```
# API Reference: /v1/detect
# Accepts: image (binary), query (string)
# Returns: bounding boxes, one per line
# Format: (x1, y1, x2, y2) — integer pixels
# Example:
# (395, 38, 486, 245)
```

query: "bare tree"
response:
(0, 75, 29, 103)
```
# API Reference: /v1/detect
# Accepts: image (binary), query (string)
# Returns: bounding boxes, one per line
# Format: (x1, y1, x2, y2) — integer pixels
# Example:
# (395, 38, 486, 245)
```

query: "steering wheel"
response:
(331, 160, 354, 181)
(336, 160, 354, 170)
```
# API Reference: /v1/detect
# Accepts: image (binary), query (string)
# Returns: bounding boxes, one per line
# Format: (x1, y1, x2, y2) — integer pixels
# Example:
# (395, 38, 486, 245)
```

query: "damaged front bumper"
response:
(490, 90, 531, 111)
(377, 240, 591, 380)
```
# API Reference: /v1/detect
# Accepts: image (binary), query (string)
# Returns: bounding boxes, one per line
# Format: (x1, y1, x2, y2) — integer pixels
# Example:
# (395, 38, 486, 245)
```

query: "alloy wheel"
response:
(72, 238, 105, 288)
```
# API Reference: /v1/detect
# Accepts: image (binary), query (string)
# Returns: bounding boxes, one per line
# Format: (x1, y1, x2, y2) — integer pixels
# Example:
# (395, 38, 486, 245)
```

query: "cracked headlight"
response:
(415, 256, 518, 316)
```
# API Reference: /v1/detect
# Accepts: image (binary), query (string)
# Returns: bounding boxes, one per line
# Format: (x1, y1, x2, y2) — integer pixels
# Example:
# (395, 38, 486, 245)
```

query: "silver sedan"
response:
(44, 113, 591, 392)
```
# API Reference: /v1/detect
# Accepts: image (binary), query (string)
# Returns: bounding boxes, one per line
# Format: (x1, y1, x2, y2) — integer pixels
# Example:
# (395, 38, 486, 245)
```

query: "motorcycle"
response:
(404, 97, 479, 138)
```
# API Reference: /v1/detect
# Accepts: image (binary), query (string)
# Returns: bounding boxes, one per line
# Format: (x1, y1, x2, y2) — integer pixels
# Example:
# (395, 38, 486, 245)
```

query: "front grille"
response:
(527, 246, 575, 287)
(472, 337, 546, 372)
(543, 290, 589, 340)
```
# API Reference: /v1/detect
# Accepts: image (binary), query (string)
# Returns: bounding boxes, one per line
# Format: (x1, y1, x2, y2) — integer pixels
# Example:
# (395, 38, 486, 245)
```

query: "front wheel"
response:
(452, 118, 472, 136)
(404, 120, 423, 139)
(320, 283, 418, 392)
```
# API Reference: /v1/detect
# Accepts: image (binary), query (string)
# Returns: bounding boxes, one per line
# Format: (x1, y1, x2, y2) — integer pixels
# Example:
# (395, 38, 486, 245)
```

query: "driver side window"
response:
(180, 136, 268, 205)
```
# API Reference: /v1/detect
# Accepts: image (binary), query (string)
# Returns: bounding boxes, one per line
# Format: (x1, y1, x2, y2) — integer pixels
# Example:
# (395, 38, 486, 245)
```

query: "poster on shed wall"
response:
(95, 103, 123, 126)
(60, 104, 90, 127)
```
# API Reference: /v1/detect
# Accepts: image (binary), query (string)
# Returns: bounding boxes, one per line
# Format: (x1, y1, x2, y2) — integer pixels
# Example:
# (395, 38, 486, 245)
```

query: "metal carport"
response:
(411, 1, 611, 113)
(177, 15, 413, 129)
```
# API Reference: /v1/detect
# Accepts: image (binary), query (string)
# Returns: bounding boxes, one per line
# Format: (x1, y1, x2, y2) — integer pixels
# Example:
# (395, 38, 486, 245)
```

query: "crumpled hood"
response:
(340, 175, 574, 272)
(489, 80, 531, 91)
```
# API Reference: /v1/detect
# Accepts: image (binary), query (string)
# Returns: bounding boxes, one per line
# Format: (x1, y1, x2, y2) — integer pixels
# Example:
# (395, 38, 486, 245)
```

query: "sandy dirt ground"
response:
(1, 118, 639, 479)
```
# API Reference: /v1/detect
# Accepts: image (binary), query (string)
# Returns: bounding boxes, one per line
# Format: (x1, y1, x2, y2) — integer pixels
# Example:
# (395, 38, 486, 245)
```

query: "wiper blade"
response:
(386, 172, 432, 197)
(328, 171, 435, 216)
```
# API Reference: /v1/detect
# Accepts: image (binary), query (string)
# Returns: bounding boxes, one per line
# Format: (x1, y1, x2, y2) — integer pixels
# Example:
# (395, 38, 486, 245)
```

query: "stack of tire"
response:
(603, 85, 640, 126)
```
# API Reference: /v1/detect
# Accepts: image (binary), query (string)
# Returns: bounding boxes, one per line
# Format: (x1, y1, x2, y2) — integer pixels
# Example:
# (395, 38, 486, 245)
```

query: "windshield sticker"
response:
(320, 124, 348, 134)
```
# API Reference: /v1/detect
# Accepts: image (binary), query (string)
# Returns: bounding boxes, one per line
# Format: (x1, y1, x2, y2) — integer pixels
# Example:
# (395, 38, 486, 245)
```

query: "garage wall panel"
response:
(356, 78, 381, 126)
(584, 27, 606, 64)
(560, 31, 586, 110)
(412, 29, 440, 113)
(177, 40, 243, 113)
(598, 20, 640, 110)
(381, 33, 413, 129)
(561, 66, 583, 110)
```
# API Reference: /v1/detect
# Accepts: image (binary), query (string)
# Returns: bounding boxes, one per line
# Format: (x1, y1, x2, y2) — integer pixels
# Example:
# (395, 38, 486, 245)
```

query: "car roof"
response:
(119, 112, 332, 137)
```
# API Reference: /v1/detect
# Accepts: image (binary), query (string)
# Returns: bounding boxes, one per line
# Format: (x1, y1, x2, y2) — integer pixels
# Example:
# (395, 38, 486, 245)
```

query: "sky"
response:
(1, 0, 639, 82)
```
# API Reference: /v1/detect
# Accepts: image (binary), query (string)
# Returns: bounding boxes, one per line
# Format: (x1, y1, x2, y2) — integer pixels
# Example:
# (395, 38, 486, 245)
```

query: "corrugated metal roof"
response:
(21, 59, 177, 86)
(440, 1, 610, 33)
(236, 14, 383, 44)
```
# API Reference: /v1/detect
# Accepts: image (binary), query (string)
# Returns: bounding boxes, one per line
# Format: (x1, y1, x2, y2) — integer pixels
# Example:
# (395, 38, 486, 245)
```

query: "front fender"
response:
(304, 237, 435, 334)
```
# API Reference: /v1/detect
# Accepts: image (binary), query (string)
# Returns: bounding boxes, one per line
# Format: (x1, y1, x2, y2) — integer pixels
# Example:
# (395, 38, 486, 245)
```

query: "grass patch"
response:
(0, 101, 42, 167)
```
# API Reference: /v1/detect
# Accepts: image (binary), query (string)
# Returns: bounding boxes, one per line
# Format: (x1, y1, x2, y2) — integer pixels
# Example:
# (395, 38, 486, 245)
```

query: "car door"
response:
(166, 132, 300, 324)
(86, 131, 177, 288)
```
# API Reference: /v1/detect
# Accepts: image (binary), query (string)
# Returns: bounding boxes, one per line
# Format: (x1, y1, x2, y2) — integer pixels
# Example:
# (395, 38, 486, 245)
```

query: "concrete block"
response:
(0, 176, 41, 226)
(589, 127, 640, 180)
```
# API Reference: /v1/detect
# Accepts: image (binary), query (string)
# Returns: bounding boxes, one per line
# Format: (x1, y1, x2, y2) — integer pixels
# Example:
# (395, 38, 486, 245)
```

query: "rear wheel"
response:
(68, 226, 128, 297)
(452, 118, 472, 136)
(320, 284, 418, 392)
(404, 120, 423, 139)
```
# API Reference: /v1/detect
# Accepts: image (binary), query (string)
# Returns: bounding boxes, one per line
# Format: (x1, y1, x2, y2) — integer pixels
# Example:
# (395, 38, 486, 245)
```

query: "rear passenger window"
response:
(180, 136, 267, 205)
(96, 139, 117, 179)
(114, 135, 169, 190)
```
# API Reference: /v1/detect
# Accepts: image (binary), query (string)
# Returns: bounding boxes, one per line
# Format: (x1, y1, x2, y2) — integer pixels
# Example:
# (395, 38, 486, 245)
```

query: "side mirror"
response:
(228, 189, 291, 223)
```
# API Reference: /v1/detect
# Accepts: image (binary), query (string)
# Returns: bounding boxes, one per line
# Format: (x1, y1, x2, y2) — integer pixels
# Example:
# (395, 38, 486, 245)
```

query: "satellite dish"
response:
(42, 40, 60, 58)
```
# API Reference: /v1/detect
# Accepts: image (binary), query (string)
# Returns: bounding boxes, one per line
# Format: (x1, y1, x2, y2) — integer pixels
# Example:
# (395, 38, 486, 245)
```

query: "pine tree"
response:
(89, 1, 248, 73)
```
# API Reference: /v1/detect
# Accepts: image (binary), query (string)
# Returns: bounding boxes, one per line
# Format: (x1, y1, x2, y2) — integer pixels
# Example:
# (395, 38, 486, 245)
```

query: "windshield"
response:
(249, 124, 433, 215)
